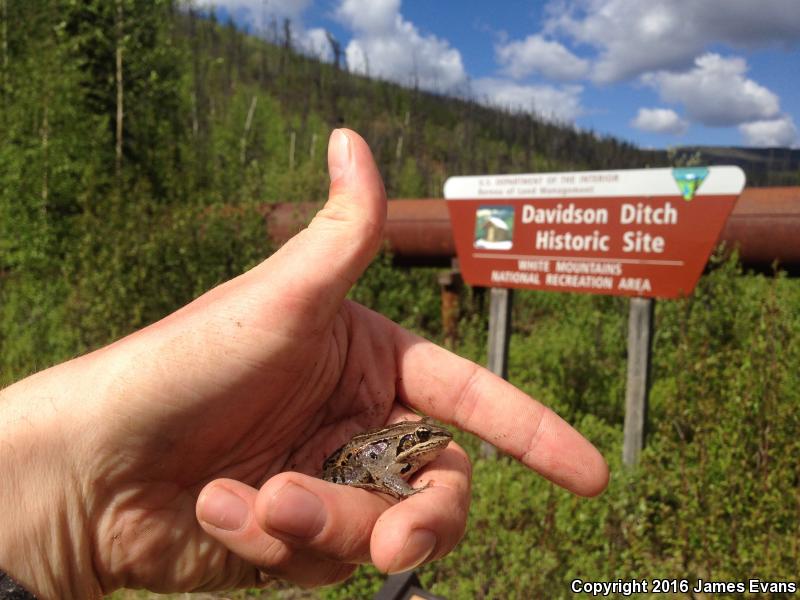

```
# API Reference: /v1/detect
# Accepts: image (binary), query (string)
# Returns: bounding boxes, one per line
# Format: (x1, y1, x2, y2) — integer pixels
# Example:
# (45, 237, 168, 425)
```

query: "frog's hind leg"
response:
(324, 465, 371, 485)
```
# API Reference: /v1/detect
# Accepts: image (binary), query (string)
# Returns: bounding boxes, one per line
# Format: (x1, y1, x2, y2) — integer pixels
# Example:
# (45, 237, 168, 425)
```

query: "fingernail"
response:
(387, 529, 437, 574)
(328, 129, 351, 182)
(199, 486, 249, 531)
(266, 483, 326, 540)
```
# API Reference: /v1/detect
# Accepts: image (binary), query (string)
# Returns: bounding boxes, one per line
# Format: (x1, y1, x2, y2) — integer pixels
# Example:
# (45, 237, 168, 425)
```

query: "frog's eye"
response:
(416, 428, 431, 442)
(398, 434, 415, 452)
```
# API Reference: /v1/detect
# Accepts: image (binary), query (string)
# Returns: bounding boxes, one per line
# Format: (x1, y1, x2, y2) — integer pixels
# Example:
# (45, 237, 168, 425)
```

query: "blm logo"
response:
(672, 167, 709, 201)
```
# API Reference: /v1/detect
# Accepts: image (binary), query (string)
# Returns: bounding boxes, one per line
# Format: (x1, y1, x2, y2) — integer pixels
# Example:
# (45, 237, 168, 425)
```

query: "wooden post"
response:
(488, 287, 513, 378)
(484, 287, 513, 457)
(623, 297, 654, 467)
(437, 262, 462, 350)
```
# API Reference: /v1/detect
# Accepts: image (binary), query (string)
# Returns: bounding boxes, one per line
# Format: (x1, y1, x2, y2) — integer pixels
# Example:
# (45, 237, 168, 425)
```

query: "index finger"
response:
(392, 325, 609, 497)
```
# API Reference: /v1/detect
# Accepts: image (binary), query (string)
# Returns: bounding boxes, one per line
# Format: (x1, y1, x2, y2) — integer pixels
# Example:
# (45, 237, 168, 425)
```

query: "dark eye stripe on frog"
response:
(397, 434, 415, 455)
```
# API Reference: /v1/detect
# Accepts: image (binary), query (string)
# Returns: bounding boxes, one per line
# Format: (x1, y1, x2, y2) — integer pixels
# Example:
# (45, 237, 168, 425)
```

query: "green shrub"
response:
(325, 256, 800, 599)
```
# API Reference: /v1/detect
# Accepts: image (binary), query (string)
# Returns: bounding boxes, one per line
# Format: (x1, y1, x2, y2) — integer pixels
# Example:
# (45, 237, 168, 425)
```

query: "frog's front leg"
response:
(380, 473, 428, 499)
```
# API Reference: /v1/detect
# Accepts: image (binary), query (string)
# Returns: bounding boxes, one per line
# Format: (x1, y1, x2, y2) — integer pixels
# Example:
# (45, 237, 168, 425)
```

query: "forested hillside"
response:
(670, 145, 800, 186)
(0, 0, 664, 382)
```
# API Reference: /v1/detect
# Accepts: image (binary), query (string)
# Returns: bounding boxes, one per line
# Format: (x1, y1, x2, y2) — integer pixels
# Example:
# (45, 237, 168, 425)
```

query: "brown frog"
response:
(321, 418, 453, 499)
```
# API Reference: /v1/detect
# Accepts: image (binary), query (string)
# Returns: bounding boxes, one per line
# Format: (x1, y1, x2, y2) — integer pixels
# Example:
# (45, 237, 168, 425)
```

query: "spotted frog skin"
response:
(321, 418, 453, 499)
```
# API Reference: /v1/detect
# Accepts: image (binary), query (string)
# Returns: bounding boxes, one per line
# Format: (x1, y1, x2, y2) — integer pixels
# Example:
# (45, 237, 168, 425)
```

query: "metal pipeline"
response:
(263, 187, 800, 272)
(718, 187, 800, 272)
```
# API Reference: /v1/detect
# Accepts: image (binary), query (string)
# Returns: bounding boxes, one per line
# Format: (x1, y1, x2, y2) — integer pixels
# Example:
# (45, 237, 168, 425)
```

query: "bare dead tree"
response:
(1, 0, 7, 102)
(279, 18, 292, 74)
(288, 130, 296, 170)
(115, 0, 125, 183)
(41, 88, 49, 206)
(268, 16, 278, 44)
(282, 18, 292, 51)
(240, 95, 258, 165)
(325, 30, 342, 70)
(309, 132, 317, 160)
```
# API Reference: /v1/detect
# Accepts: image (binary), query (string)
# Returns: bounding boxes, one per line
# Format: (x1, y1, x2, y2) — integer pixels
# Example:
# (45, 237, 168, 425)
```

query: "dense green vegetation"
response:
(3, 3, 800, 599)
(0, 1, 660, 387)
(337, 256, 800, 599)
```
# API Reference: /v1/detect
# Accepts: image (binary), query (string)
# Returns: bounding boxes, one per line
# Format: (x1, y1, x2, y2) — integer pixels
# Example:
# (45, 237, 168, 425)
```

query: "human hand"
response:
(0, 129, 608, 598)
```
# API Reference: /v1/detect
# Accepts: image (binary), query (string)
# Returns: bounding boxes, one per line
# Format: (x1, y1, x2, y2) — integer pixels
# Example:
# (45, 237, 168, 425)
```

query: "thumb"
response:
(308, 128, 387, 290)
(253, 128, 386, 326)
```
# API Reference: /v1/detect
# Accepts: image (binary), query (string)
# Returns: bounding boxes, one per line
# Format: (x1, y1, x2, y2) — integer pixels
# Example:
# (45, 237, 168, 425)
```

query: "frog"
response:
(321, 418, 453, 499)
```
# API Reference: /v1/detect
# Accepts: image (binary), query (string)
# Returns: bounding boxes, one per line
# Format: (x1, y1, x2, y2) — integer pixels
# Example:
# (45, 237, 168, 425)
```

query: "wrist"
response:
(0, 364, 102, 599)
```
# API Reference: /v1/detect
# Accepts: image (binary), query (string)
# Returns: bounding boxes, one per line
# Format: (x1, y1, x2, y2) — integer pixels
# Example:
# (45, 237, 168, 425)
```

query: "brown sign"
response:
(444, 167, 745, 299)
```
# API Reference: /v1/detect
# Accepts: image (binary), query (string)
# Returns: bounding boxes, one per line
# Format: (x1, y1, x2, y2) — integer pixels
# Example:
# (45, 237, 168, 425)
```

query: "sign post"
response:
(444, 167, 745, 466)
(623, 297, 654, 467)
(483, 287, 513, 457)
(487, 287, 513, 380)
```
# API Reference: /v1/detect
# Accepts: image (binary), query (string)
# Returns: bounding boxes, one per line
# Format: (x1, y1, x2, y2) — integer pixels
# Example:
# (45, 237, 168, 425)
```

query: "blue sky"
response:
(209, 0, 800, 149)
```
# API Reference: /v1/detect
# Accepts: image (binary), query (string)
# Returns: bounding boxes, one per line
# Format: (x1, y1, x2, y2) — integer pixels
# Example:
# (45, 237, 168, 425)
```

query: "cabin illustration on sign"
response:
(474, 206, 514, 250)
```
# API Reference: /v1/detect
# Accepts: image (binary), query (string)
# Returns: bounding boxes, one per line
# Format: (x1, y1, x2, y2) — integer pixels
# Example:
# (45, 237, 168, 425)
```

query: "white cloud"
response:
(301, 27, 333, 61)
(336, 0, 399, 34)
(643, 53, 780, 127)
(545, 0, 800, 83)
(495, 34, 589, 81)
(335, 0, 467, 92)
(471, 78, 583, 122)
(631, 108, 688, 135)
(740, 116, 799, 147)
(206, 0, 334, 60)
